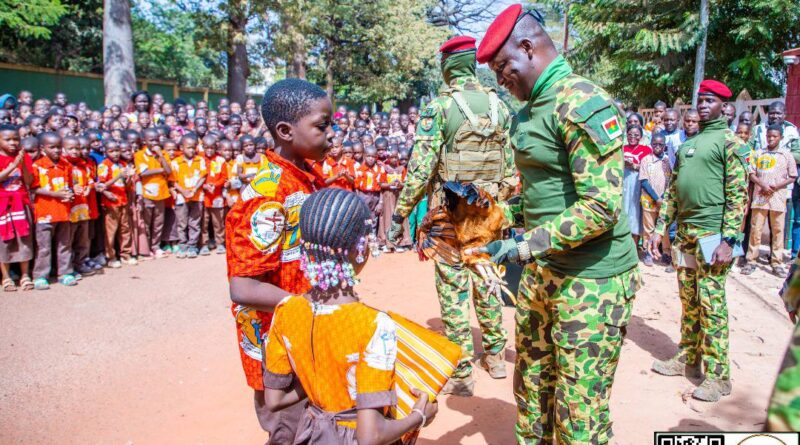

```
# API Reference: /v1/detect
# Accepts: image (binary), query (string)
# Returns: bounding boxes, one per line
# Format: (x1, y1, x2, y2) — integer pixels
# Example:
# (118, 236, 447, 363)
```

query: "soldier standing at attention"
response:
(387, 35, 517, 396)
(650, 80, 749, 402)
(474, 5, 641, 444)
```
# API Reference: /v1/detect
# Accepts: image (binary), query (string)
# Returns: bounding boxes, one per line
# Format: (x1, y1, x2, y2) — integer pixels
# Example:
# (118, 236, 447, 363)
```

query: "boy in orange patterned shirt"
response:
(64, 135, 96, 276)
(201, 135, 227, 254)
(135, 128, 172, 259)
(97, 140, 135, 268)
(32, 132, 77, 289)
(170, 133, 206, 259)
(226, 79, 331, 442)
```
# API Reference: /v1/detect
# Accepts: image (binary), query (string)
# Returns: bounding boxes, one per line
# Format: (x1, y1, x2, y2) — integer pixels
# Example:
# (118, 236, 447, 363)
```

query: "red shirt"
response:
(225, 150, 317, 390)
(97, 159, 129, 207)
(32, 156, 73, 224)
(66, 156, 95, 222)
(203, 155, 228, 208)
(623, 144, 652, 167)
(355, 163, 384, 192)
(0, 153, 33, 204)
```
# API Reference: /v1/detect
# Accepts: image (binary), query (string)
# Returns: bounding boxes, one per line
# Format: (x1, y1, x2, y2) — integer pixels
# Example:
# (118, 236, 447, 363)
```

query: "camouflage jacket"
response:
(654, 117, 749, 240)
(394, 75, 516, 218)
(509, 56, 639, 278)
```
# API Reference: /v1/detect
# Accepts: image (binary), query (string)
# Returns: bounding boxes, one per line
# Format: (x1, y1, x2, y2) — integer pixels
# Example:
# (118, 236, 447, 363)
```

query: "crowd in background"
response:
(621, 100, 800, 277)
(0, 90, 425, 291)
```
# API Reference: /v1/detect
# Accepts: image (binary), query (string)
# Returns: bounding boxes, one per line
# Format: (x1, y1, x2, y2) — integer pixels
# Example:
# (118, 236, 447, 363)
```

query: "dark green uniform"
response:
(654, 117, 749, 381)
(394, 50, 516, 379)
(770, 256, 800, 431)
(507, 55, 641, 444)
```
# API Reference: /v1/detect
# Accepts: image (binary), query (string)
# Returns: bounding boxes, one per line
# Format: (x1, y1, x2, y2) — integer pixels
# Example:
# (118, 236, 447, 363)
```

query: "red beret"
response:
(439, 36, 476, 54)
(476, 4, 523, 64)
(698, 79, 733, 99)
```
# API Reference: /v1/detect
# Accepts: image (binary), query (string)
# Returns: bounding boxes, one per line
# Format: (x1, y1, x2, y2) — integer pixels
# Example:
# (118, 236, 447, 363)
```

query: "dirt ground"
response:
(0, 250, 794, 445)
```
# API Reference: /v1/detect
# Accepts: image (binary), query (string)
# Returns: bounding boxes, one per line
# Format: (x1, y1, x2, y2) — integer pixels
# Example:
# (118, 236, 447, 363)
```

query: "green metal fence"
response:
(0, 62, 260, 109)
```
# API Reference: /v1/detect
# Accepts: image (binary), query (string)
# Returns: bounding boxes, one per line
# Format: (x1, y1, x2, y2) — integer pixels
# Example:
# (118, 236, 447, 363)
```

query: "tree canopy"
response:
(560, 0, 800, 106)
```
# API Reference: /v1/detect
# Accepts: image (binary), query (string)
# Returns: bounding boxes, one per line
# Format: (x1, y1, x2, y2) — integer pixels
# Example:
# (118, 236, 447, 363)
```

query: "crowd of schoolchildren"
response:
(621, 100, 800, 277)
(0, 90, 422, 291)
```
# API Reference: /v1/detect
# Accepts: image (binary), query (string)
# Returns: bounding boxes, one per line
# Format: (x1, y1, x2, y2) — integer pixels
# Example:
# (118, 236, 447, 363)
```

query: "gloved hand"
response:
(480, 238, 521, 264)
(388, 217, 404, 245)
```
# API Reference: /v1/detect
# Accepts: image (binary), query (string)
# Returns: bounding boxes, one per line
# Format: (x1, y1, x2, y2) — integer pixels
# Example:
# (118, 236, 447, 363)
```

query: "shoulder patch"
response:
(240, 162, 282, 201)
(248, 201, 286, 253)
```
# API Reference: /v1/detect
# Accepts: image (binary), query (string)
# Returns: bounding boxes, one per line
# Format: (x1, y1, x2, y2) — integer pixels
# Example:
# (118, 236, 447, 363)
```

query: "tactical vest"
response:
(438, 90, 506, 189)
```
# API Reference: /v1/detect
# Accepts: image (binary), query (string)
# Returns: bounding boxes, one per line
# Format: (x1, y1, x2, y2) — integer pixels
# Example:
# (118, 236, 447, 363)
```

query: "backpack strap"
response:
(488, 91, 499, 128)
(450, 91, 480, 129)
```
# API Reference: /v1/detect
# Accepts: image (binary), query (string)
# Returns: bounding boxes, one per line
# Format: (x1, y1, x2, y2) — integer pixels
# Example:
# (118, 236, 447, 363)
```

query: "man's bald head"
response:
(487, 14, 559, 101)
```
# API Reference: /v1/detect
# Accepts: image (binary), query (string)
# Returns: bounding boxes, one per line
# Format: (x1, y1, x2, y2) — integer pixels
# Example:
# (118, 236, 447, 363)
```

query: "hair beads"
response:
(300, 241, 360, 290)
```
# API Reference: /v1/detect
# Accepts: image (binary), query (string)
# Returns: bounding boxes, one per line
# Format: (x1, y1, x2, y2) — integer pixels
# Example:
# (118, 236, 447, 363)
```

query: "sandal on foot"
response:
(3, 277, 17, 292)
(58, 274, 78, 286)
(33, 277, 50, 290)
(19, 276, 33, 291)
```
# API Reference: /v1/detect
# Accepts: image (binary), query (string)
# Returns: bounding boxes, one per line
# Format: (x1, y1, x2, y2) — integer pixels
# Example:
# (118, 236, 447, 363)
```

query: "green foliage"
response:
(558, 0, 800, 106)
(132, 2, 225, 88)
(0, 0, 66, 38)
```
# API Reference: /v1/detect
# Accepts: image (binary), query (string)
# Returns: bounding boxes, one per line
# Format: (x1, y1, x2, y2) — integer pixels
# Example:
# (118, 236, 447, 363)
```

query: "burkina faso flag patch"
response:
(601, 116, 622, 139)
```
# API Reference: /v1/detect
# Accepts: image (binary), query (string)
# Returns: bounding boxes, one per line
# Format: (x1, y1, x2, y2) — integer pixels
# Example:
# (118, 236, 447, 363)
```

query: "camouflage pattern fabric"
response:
(671, 223, 732, 379)
(514, 263, 642, 444)
(769, 256, 800, 431)
(394, 75, 516, 218)
(435, 260, 506, 378)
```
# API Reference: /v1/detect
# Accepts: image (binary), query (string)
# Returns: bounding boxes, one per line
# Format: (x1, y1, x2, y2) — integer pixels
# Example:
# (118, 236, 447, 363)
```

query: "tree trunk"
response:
(325, 45, 334, 102)
(692, 0, 709, 107)
(291, 33, 307, 79)
(227, 0, 248, 104)
(103, 0, 136, 107)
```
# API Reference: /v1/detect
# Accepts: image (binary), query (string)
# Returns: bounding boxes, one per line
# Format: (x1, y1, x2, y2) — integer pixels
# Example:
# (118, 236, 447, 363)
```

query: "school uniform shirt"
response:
(383, 165, 407, 186)
(234, 153, 268, 180)
(170, 155, 208, 203)
(66, 156, 95, 222)
(639, 153, 671, 212)
(264, 297, 397, 424)
(316, 156, 353, 191)
(203, 155, 228, 209)
(134, 147, 171, 201)
(750, 147, 798, 211)
(85, 158, 99, 220)
(225, 149, 318, 390)
(224, 159, 240, 206)
(32, 156, 73, 224)
(354, 163, 384, 193)
(97, 159, 129, 208)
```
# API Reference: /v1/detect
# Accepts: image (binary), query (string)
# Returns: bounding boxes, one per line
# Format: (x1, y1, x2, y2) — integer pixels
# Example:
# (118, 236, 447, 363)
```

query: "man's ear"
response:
(520, 38, 536, 60)
(274, 121, 293, 144)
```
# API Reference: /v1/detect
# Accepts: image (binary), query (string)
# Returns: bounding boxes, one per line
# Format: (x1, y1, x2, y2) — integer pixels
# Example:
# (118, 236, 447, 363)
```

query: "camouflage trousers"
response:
(768, 319, 800, 431)
(673, 224, 731, 380)
(434, 260, 507, 378)
(515, 263, 641, 445)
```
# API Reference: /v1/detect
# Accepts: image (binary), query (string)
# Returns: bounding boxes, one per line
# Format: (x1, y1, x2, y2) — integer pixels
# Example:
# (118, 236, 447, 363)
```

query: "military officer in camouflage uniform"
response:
(475, 5, 641, 444)
(771, 257, 800, 431)
(387, 35, 517, 396)
(650, 80, 749, 402)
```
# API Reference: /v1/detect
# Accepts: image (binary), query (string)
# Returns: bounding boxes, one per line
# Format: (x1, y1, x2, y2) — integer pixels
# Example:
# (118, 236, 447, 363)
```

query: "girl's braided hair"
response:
(299, 188, 372, 290)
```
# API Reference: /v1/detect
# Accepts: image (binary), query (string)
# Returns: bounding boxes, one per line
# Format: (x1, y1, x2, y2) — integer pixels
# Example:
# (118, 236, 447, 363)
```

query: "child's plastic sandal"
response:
(2, 277, 17, 292)
(58, 274, 78, 286)
(19, 276, 34, 291)
(33, 277, 50, 290)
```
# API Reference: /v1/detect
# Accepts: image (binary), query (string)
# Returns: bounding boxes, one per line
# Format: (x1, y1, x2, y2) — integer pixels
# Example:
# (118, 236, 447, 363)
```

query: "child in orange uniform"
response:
(226, 79, 331, 442)
(97, 140, 135, 268)
(379, 149, 409, 251)
(32, 132, 77, 289)
(64, 135, 96, 276)
(201, 135, 227, 254)
(170, 133, 206, 259)
(354, 146, 383, 234)
(135, 128, 172, 259)
(263, 189, 438, 443)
